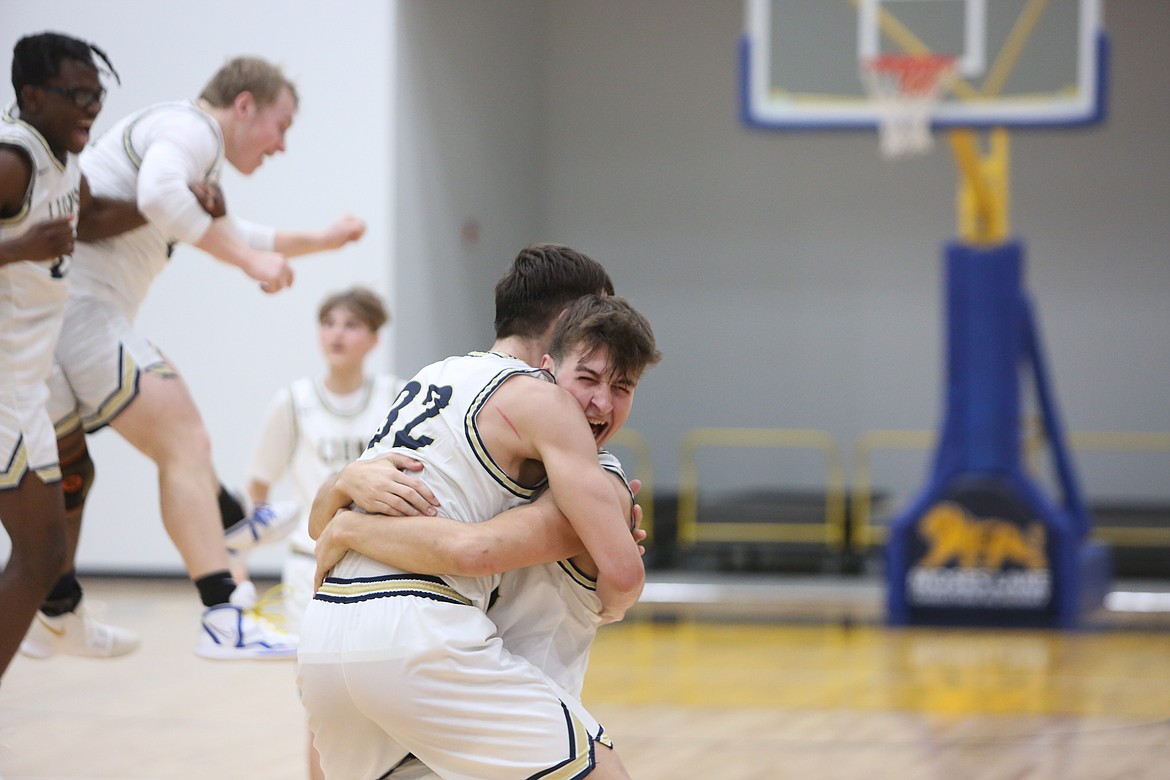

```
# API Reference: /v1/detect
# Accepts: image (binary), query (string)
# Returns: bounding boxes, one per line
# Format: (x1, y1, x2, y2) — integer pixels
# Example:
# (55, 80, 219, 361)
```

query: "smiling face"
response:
(226, 86, 296, 175)
(542, 342, 636, 450)
(23, 58, 104, 159)
(318, 303, 379, 373)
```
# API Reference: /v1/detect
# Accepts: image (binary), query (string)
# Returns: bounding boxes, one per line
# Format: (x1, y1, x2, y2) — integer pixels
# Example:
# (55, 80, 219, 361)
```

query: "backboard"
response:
(741, 0, 1106, 130)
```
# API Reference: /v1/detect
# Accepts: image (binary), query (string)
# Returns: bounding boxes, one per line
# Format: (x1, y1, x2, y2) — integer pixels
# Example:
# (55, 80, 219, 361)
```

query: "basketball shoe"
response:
(195, 580, 297, 660)
(223, 499, 299, 552)
(20, 598, 140, 659)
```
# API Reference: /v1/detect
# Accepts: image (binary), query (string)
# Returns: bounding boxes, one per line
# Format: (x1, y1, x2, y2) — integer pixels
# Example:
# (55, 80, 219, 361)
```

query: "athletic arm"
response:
(307, 453, 439, 539)
(0, 147, 73, 265)
(313, 490, 581, 586)
(74, 174, 146, 240)
(245, 387, 297, 506)
(271, 214, 366, 258)
(313, 471, 637, 589)
(516, 385, 644, 623)
(134, 132, 292, 291)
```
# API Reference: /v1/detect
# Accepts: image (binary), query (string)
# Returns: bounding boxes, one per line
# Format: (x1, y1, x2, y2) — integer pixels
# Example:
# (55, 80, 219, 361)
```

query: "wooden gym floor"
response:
(2, 574, 1169, 779)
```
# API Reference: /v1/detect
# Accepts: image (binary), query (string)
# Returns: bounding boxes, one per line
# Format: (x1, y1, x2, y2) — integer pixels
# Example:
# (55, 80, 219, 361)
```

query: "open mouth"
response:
(588, 420, 608, 442)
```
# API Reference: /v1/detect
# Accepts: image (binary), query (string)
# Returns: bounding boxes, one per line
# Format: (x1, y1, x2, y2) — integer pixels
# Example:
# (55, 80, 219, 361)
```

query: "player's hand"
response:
(321, 214, 366, 250)
(313, 511, 352, 591)
(243, 250, 294, 293)
(626, 478, 647, 547)
(17, 216, 75, 261)
(189, 181, 226, 218)
(631, 504, 647, 553)
(336, 453, 439, 517)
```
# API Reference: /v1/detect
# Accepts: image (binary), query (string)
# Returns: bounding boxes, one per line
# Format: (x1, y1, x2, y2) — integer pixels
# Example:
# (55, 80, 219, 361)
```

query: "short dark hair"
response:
(318, 287, 389, 331)
(549, 294, 661, 385)
(199, 56, 299, 109)
(493, 243, 614, 340)
(12, 31, 118, 109)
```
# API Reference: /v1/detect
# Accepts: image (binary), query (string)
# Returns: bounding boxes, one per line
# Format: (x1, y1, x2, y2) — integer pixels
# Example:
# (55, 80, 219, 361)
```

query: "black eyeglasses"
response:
(38, 84, 106, 109)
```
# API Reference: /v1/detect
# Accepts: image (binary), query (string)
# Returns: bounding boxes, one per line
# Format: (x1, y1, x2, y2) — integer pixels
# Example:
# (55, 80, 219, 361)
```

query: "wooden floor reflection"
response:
(2, 576, 1168, 779)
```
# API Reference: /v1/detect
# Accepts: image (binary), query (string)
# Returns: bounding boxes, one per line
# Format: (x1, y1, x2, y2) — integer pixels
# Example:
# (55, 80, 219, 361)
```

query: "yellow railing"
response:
(850, 429, 936, 549)
(1066, 431, 1170, 548)
(851, 428, 1170, 551)
(676, 428, 847, 550)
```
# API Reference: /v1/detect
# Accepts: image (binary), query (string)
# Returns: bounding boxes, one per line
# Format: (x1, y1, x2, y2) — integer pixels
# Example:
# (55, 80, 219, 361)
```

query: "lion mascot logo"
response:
(918, 501, 1047, 570)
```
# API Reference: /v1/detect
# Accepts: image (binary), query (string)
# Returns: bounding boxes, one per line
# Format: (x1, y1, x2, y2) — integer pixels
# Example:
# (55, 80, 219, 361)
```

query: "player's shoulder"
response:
(491, 371, 576, 424)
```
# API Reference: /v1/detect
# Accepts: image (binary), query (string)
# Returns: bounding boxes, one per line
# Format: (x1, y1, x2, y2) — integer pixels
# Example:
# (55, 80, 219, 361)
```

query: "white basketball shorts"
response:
(298, 572, 610, 780)
(47, 294, 175, 434)
(0, 260, 69, 488)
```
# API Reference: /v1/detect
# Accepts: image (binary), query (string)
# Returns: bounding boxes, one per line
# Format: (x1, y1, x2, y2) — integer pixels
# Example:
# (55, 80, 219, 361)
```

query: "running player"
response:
(0, 31, 145, 680)
(298, 244, 647, 779)
(35, 55, 365, 661)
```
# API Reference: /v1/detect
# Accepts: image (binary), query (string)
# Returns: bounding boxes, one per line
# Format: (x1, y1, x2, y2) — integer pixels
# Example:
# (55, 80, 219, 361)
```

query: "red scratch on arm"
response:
(496, 408, 521, 439)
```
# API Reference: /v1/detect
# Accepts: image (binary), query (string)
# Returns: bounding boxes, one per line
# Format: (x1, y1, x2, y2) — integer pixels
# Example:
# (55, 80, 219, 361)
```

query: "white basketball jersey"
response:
(332, 352, 551, 610)
(0, 105, 81, 283)
(70, 101, 223, 318)
(488, 451, 632, 696)
(0, 106, 80, 485)
(282, 374, 403, 552)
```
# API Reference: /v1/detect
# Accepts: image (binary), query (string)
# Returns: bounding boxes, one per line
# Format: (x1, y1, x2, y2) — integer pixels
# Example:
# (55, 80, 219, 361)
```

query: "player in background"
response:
(237, 286, 407, 780)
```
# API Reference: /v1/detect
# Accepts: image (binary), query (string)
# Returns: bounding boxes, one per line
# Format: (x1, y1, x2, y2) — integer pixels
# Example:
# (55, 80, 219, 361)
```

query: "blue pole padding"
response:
(933, 241, 1023, 477)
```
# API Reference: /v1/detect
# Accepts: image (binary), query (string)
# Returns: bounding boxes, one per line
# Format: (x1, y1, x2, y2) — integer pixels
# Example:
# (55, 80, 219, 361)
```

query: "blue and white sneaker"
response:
(223, 500, 299, 552)
(195, 581, 297, 661)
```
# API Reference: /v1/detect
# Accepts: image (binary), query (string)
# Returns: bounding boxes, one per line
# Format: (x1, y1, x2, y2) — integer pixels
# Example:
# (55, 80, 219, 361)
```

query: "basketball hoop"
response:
(861, 53, 956, 159)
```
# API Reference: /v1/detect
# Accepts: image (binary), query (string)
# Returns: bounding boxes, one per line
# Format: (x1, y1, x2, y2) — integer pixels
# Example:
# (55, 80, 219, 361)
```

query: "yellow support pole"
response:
(949, 127, 1011, 245)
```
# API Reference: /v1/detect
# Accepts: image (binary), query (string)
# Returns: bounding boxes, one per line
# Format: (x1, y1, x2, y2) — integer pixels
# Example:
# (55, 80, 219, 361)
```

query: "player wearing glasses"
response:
(0, 31, 146, 682)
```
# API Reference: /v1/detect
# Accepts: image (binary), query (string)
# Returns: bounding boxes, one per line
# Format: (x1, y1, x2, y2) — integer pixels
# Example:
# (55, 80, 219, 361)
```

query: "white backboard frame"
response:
(742, 0, 1106, 130)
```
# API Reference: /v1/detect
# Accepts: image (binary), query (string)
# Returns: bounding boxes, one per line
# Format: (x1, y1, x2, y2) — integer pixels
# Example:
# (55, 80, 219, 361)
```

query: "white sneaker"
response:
(20, 598, 140, 659)
(195, 581, 297, 661)
(224, 500, 299, 553)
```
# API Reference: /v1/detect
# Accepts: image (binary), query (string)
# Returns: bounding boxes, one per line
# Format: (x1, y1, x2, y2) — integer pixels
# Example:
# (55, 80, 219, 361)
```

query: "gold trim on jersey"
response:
(0, 438, 61, 490)
(309, 376, 376, 418)
(0, 439, 30, 489)
(2, 105, 67, 174)
(535, 704, 599, 780)
(314, 574, 472, 607)
(464, 363, 549, 499)
(2, 108, 62, 226)
(556, 559, 599, 592)
(121, 101, 222, 180)
(53, 409, 82, 438)
(80, 347, 176, 433)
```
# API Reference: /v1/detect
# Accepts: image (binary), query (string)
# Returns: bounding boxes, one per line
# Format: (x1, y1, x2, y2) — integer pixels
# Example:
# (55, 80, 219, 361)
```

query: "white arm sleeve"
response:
(248, 386, 298, 486)
(228, 216, 277, 251)
(136, 138, 214, 244)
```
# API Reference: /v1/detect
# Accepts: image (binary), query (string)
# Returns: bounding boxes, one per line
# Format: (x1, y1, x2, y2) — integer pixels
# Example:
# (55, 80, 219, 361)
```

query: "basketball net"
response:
(861, 53, 956, 159)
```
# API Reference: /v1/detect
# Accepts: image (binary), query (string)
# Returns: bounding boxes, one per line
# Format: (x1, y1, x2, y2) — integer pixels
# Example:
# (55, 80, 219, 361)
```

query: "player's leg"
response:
(0, 470, 67, 678)
(590, 745, 632, 779)
(109, 371, 225, 577)
(297, 609, 412, 780)
(304, 591, 615, 780)
(108, 370, 295, 658)
(18, 423, 140, 660)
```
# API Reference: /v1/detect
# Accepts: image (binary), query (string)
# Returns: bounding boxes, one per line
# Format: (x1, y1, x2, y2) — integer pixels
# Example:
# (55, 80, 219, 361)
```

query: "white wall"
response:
(393, 0, 544, 374)
(1, 1, 395, 574)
